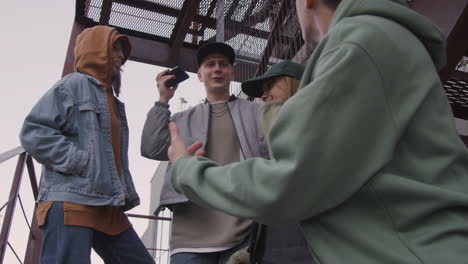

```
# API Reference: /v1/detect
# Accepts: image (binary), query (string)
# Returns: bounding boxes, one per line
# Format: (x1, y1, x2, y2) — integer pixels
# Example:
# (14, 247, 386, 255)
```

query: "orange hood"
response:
(74, 26, 132, 89)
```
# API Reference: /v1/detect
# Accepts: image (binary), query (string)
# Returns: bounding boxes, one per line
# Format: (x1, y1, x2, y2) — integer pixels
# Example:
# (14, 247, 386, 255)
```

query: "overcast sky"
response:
(0, 1, 207, 263)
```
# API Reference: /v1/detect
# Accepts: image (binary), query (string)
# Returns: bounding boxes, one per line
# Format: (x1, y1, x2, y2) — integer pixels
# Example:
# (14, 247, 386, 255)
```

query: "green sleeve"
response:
(172, 43, 398, 225)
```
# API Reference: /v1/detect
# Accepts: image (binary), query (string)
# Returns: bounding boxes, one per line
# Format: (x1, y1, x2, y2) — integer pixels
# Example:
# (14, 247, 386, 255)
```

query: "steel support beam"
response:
(127, 42, 269, 78)
(67, 18, 198, 75)
(450, 69, 468, 81)
(409, 1, 468, 119)
(439, 5, 468, 83)
(459, 134, 468, 144)
(99, 0, 113, 25)
(168, 0, 202, 66)
(255, 0, 292, 76)
(197, 0, 218, 42)
(208, 0, 276, 43)
(111, 0, 275, 41)
(127, 36, 200, 73)
(242, 1, 272, 27)
(113, 0, 181, 18)
(62, 22, 87, 77)
(216, 0, 226, 42)
(410, 0, 468, 36)
(410, 0, 468, 83)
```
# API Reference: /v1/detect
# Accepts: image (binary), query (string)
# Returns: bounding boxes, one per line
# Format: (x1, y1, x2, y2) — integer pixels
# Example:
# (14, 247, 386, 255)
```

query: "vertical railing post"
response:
(61, 21, 86, 77)
(24, 155, 42, 264)
(0, 153, 26, 263)
(23, 208, 41, 264)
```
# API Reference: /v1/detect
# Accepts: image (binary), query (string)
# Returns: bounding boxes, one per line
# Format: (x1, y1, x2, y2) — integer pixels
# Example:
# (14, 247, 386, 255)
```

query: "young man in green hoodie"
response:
(167, 0, 468, 263)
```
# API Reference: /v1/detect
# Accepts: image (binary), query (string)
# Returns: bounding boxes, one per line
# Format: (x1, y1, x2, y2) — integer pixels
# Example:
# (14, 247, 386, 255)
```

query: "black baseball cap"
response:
(197, 42, 235, 67)
(241, 61, 305, 98)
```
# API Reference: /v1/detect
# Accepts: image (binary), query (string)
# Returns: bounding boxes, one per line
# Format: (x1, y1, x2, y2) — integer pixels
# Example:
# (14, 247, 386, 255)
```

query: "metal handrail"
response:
(0, 151, 27, 263)
(0, 147, 24, 164)
(0, 146, 172, 264)
(127, 213, 172, 221)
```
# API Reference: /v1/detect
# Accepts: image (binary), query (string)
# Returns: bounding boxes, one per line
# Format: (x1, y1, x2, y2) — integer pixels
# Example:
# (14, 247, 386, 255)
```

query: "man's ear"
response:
(197, 72, 202, 82)
(306, 0, 315, 8)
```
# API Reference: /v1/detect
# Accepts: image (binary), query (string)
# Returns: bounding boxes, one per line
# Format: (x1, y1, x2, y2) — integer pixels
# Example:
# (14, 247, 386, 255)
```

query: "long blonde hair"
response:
(262, 76, 301, 98)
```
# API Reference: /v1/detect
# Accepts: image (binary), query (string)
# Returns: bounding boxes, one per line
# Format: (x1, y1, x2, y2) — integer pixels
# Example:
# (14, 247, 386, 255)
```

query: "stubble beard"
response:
(112, 69, 122, 97)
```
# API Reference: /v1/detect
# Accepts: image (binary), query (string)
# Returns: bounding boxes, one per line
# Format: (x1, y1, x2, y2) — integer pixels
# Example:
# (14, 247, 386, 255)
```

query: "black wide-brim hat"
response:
(242, 61, 305, 98)
(197, 42, 235, 67)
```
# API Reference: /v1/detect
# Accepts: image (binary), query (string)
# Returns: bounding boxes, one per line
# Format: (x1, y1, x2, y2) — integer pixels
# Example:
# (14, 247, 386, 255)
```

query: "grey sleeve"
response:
(141, 102, 172, 161)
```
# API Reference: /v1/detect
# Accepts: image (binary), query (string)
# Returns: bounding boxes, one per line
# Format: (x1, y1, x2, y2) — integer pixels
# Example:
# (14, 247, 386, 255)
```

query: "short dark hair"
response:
(323, 0, 341, 9)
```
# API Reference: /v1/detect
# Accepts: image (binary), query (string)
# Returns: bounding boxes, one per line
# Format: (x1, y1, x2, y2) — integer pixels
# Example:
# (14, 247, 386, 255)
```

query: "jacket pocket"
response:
(78, 102, 100, 112)
(79, 140, 95, 178)
(77, 102, 101, 131)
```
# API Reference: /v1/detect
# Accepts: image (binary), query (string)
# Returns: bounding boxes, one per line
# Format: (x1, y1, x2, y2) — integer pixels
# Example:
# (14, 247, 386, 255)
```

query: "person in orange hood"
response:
(20, 25, 155, 264)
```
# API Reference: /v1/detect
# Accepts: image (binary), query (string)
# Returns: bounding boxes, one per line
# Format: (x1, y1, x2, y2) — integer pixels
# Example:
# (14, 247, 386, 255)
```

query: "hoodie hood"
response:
(74, 26, 132, 89)
(330, 0, 446, 70)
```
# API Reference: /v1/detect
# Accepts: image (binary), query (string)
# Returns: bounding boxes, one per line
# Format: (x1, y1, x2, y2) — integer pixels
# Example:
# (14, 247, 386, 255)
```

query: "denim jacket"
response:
(20, 73, 139, 211)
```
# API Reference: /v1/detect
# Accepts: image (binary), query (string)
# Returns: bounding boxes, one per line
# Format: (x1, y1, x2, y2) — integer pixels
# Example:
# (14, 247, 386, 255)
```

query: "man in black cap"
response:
(141, 42, 268, 263)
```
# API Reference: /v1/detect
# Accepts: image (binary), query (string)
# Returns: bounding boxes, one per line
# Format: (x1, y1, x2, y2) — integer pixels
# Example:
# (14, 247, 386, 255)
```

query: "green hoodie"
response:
(172, 0, 468, 262)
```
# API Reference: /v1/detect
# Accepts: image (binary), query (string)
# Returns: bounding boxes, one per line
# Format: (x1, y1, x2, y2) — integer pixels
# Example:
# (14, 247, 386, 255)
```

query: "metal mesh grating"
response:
(223, 0, 309, 97)
(198, 0, 214, 16)
(444, 78, 468, 108)
(86, 0, 104, 22)
(84, 1, 178, 39)
(185, 0, 217, 45)
(225, 0, 279, 58)
(110, 3, 176, 38)
(144, 0, 185, 9)
(77, 0, 306, 60)
(203, 28, 217, 40)
(230, 0, 254, 22)
(76, 0, 310, 96)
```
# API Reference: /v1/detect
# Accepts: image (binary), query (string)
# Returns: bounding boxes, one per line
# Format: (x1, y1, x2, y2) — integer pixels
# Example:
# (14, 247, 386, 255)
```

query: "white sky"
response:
(0, 1, 207, 263)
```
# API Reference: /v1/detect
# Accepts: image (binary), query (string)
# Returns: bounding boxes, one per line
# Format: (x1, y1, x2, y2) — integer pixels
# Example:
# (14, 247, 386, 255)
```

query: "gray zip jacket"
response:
(141, 95, 268, 208)
(20, 73, 140, 211)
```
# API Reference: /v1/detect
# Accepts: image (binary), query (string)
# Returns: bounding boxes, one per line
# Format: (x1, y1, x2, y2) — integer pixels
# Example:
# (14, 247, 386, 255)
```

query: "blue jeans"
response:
(40, 202, 155, 264)
(171, 238, 249, 264)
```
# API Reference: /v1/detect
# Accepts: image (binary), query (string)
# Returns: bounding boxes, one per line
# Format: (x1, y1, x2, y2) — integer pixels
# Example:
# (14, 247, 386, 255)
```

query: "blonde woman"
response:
(242, 60, 303, 103)
(228, 61, 314, 264)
